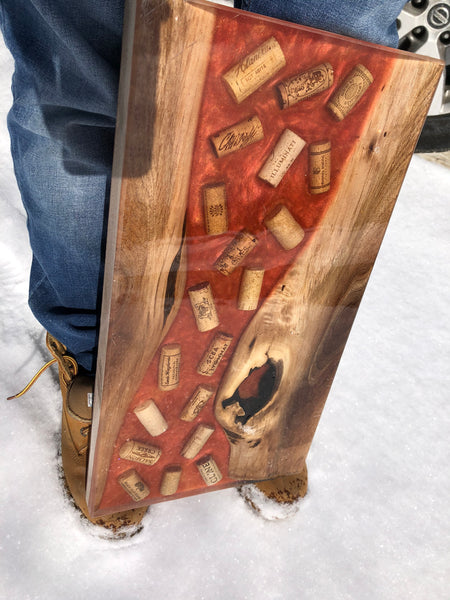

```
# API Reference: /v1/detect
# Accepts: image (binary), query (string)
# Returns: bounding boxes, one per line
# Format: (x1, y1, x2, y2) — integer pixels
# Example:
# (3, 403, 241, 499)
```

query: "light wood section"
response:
(87, 0, 217, 515)
(215, 55, 443, 480)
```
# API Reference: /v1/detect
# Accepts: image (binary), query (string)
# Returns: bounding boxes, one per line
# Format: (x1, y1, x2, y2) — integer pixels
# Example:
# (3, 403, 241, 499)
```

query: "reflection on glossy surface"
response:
(90, 0, 441, 515)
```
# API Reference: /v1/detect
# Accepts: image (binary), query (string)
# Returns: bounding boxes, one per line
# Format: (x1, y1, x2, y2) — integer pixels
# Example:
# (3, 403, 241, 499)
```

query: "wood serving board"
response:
(86, 0, 442, 516)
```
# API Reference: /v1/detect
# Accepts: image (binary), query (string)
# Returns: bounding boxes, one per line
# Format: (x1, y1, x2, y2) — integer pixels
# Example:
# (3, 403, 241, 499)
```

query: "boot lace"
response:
(7, 355, 78, 400)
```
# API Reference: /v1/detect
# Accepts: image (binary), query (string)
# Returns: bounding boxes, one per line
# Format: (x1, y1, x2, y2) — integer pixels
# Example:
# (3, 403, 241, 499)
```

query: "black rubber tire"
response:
(416, 114, 450, 152)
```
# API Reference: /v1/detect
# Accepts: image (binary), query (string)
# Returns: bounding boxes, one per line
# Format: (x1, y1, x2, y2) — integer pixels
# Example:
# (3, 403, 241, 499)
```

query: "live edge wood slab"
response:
(86, 0, 442, 516)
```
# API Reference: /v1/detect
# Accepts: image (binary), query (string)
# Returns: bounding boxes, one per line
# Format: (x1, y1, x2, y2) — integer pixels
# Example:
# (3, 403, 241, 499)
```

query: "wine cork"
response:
(309, 140, 331, 194)
(119, 440, 162, 466)
(203, 183, 228, 235)
(180, 385, 215, 422)
(327, 64, 373, 121)
(118, 469, 150, 502)
(134, 399, 168, 437)
(210, 115, 264, 158)
(277, 62, 334, 109)
(181, 424, 215, 460)
(214, 230, 258, 276)
(197, 332, 233, 376)
(258, 129, 306, 188)
(238, 267, 264, 311)
(158, 343, 181, 391)
(188, 281, 220, 332)
(222, 36, 286, 103)
(160, 466, 182, 496)
(264, 205, 305, 250)
(197, 455, 223, 486)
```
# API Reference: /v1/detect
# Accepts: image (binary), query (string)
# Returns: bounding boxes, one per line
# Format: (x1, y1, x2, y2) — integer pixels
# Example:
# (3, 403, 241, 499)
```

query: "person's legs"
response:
(1, 0, 124, 373)
(0, 0, 148, 532)
(234, 0, 405, 47)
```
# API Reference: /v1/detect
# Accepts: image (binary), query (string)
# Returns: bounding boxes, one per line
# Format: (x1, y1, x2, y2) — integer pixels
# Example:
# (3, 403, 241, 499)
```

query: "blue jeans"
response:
(1, 0, 405, 372)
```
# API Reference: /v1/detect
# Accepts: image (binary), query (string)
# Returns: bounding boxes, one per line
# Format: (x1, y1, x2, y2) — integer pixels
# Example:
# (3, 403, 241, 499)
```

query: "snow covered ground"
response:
(1, 13, 449, 600)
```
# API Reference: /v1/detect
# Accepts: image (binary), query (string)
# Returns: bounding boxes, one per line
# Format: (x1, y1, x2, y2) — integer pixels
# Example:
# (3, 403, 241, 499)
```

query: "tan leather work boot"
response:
(45, 333, 148, 535)
(7, 333, 147, 535)
(239, 465, 308, 520)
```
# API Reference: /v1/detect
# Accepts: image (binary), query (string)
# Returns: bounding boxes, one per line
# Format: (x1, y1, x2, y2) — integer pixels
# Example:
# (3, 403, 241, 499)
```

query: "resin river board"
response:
(86, 0, 442, 516)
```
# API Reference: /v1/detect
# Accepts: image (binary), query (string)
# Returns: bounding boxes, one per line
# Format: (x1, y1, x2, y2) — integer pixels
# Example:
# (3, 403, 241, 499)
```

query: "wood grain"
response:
(214, 55, 443, 479)
(87, 0, 216, 515)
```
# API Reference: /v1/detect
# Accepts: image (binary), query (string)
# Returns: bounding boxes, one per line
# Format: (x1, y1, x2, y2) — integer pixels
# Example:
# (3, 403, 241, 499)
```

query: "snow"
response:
(1, 15, 449, 600)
